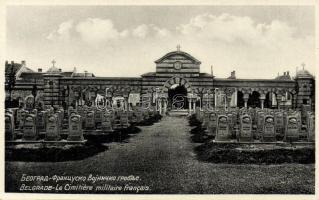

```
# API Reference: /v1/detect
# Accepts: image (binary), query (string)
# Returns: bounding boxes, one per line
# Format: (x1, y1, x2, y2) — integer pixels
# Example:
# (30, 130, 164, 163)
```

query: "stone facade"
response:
(5, 49, 315, 112)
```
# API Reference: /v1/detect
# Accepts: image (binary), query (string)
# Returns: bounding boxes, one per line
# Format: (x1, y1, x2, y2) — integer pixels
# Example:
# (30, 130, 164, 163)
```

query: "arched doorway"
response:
(168, 84, 188, 110)
(247, 91, 261, 108)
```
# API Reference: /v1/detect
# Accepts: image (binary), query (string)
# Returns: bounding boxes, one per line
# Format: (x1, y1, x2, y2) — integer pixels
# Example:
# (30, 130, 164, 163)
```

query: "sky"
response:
(6, 6, 315, 78)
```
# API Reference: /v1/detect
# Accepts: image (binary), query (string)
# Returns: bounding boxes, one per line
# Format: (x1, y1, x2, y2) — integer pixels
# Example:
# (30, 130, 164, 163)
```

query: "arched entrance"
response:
(162, 76, 192, 111)
(168, 84, 188, 110)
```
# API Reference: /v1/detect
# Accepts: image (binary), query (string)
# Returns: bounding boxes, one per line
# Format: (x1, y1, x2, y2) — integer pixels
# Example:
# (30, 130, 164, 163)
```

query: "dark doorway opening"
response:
(168, 84, 188, 110)
(237, 91, 245, 108)
(247, 91, 261, 108)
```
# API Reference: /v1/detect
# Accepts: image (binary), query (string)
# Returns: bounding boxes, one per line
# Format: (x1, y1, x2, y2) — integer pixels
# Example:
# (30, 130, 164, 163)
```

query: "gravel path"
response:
(5, 116, 315, 194)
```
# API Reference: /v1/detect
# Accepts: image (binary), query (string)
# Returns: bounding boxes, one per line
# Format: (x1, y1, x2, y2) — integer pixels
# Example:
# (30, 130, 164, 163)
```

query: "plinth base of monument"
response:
(84, 129, 114, 135)
(67, 135, 85, 142)
(260, 137, 277, 142)
(284, 136, 300, 142)
(213, 139, 237, 143)
(22, 136, 38, 141)
(45, 136, 61, 141)
(6, 139, 87, 145)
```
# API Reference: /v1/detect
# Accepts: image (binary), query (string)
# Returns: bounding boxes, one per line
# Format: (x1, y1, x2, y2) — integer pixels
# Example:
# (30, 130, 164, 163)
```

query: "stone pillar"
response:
(259, 94, 266, 109)
(276, 94, 282, 109)
(124, 97, 128, 111)
(163, 99, 167, 115)
(188, 98, 192, 114)
(158, 99, 162, 115)
(193, 100, 196, 114)
(243, 93, 249, 108)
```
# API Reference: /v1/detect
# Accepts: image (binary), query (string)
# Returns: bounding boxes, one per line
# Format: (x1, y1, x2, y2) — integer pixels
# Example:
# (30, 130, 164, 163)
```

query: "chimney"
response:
(38, 68, 42, 73)
(21, 60, 26, 66)
(11, 61, 14, 65)
(284, 72, 286, 75)
(5, 61, 8, 65)
(58, 68, 62, 72)
(287, 71, 289, 75)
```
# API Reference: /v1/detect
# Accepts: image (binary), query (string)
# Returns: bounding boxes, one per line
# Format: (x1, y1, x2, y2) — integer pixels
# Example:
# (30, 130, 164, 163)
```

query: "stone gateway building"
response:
(5, 48, 315, 113)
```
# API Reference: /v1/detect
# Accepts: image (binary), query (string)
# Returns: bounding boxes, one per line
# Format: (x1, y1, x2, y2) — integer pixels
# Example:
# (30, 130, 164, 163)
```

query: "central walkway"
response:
(6, 115, 315, 194)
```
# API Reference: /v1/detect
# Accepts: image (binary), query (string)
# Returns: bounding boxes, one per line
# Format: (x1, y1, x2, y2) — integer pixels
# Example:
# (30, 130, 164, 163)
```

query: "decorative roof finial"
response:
(176, 44, 181, 51)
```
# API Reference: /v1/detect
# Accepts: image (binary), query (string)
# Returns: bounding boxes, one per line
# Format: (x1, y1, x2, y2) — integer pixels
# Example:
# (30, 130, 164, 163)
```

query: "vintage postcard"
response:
(2, 0, 317, 199)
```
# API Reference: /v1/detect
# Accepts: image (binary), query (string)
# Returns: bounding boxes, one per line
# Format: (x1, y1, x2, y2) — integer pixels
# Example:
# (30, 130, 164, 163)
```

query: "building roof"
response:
(46, 66, 61, 74)
(154, 50, 201, 64)
(5, 62, 33, 76)
(296, 69, 313, 79)
(71, 72, 95, 77)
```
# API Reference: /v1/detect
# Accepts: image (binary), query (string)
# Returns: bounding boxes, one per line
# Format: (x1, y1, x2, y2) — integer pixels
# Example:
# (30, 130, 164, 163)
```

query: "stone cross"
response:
(52, 60, 56, 67)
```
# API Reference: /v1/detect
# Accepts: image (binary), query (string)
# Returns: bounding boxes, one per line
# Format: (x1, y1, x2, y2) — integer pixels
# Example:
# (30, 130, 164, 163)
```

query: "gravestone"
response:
(23, 114, 37, 140)
(256, 112, 265, 139)
(120, 112, 129, 129)
(45, 114, 60, 141)
(274, 111, 284, 136)
(215, 115, 231, 141)
(5, 113, 15, 140)
(95, 109, 103, 125)
(36, 111, 47, 133)
(202, 111, 211, 129)
(206, 113, 217, 136)
(135, 109, 143, 123)
(284, 115, 300, 142)
(68, 114, 84, 141)
(85, 110, 95, 129)
(128, 111, 136, 123)
(101, 111, 113, 132)
(16, 108, 23, 127)
(307, 112, 315, 142)
(262, 115, 276, 142)
(113, 112, 122, 130)
(25, 95, 34, 111)
(239, 114, 253, 142)
(19, 110, 28, 129)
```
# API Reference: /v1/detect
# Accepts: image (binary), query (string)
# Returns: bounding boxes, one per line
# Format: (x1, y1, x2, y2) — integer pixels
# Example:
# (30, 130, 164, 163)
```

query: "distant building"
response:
(5, 48, 315, 112)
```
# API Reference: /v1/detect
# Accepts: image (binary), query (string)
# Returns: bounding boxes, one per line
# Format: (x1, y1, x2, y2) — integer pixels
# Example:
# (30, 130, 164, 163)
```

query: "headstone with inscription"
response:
(68, 114, 84, 141)
(239, 114, 253, 142)
(45, 114, 60, 141)
(215, 115, 231, 141)
(307, 112, 315, 142)
(5, 113, 15, 140)
(274, 111, 284, 136)
(101, 111, 113, 132)
(36, 111, 47, 133)
(23, 114, 37, 140)
(120, 112, 129, 129)
(206, 113, 217, 136)
(85, 110, 95, 129)
(284, 115, 300, 142)
(95, 109, 103, 125)
(262, 115, 276, 142)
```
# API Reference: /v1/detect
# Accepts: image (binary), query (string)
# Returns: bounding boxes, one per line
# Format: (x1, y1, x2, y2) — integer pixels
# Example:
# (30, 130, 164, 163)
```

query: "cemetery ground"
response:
(5, 115, 314, 194)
